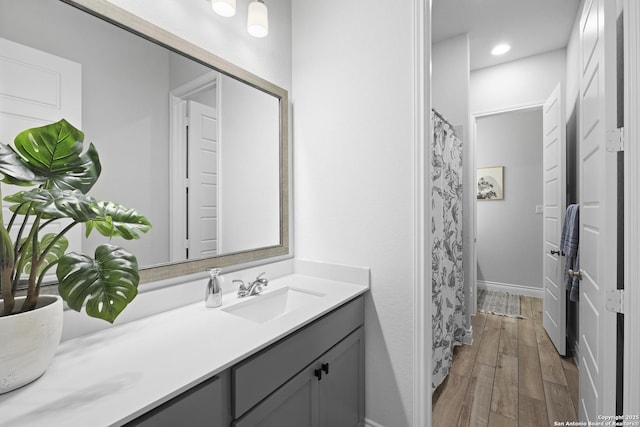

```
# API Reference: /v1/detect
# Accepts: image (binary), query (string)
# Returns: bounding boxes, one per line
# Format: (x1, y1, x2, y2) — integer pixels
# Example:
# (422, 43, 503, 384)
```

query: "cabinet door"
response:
(233, 297, 364, 418)
(319, 327, 365, 427)
(233, 364, 319, 427)
(128, 375, 224, 427)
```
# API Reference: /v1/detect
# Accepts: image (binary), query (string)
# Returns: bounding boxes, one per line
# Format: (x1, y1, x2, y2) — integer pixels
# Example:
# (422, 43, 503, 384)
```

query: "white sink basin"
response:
(221, 286, 326, 323)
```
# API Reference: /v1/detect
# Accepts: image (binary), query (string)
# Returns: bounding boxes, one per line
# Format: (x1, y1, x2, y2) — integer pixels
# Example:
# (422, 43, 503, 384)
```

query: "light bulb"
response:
(247, 0, 268, 38)
(212, 0, 236, 17)
(491, 43, 511, 56)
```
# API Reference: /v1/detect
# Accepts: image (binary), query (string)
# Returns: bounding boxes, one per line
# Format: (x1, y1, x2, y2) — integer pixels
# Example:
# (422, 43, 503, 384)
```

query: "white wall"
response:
(292, 1, 419, 425)
(476, 109, 544, 289)
(433, 35, 470, 127)
(220, 76, 280, 253)
(471, 48, 567, 114)
(432, 34, 474, 327)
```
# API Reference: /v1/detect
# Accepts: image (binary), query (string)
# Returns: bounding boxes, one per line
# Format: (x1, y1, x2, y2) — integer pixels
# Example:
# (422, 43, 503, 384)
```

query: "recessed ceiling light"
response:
(491, 43, 511, 56)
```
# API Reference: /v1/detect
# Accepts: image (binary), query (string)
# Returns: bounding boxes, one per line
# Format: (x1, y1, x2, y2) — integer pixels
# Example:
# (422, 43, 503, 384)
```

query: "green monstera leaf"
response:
(5, 188, 96, 222)
(20, 233, 69, 277)
(57, 244, 139, 323)
(0, 119, 150, 321)
(0, 144, 38, 186)
(86, 201, 151, 240)
(12, 119, 101, 193)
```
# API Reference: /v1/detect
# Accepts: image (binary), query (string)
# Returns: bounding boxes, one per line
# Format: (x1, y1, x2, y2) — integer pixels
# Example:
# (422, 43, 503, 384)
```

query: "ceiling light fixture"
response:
(491, 43, 511, 56)
(247, 0, 269, 38)
(211, 0, 236, 17)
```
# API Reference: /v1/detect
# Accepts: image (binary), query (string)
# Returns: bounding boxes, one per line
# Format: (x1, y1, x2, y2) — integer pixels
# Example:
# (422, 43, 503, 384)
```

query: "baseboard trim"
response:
(463, 326, 473, 345)
(477, 280, 544, 299)
(365, 418, 387, 427)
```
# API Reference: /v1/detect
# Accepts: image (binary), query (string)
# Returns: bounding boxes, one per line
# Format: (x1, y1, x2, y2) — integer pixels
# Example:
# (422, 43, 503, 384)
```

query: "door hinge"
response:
(606, 289, 624, 314)
(606, 127, 624, 152)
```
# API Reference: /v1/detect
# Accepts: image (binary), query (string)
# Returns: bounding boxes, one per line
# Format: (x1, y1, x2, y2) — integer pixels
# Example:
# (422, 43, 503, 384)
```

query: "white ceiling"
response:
(432, 0, 582, 70)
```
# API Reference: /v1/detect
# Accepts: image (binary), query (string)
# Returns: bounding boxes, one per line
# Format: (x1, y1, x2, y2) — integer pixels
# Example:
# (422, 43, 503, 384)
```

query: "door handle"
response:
(321, 363, 329, 375)
(550, 250, 561, 256)
(314, 368, 322, 381)
(568, 269, 583, 280)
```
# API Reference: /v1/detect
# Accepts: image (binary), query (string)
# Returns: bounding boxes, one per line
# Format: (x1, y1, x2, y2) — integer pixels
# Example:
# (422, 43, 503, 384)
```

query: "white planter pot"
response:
(0, 295, 63, 394)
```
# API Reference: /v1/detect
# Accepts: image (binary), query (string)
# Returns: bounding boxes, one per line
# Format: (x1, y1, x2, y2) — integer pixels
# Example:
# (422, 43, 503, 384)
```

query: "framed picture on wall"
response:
(477, 166, 504, 200)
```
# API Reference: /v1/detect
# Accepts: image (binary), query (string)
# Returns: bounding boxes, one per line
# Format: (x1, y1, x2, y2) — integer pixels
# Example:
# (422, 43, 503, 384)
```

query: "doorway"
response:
(431, 106, 580, 426)
(474, 107, 545, 300)
(429, 1, 640, 424)
(168, 72, 221, 262)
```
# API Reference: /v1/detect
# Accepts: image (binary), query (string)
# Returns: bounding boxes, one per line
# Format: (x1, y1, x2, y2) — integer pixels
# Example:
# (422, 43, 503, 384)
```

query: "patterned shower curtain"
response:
(431, 110, 465, 391)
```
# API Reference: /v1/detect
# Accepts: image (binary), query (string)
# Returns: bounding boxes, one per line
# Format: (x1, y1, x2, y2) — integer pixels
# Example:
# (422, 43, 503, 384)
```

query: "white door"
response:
(542, 83, 567, 356)
(0, 37, 82, 259)
(187, 100, 219, 259)
(578, 0, 618, 420)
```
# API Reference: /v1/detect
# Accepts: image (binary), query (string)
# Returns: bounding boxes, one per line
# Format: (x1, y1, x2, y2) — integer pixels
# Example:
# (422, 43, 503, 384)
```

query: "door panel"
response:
(542, 83, 566, 355)
(187, 100, 219, 259)
(578, 0, 617, 420)
(0, 37, 81, 122)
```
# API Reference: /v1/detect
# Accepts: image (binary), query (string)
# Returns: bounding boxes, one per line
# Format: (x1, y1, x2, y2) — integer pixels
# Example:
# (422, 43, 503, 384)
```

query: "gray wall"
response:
(476, 108, 544, 289)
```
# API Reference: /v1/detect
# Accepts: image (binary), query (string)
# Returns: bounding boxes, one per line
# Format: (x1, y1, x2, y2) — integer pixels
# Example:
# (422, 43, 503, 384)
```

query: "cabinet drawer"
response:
(232, 296, 364, 417)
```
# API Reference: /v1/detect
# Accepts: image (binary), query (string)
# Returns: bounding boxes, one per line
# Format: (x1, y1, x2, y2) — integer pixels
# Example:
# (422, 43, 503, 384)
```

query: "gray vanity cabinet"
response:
(126, 296, 364, 427)
(233, 362, 321, 427)
(318, 328, 365, 427)
(126, 373, 231, 426)
(233, 327, 364, 427)
(232, 296, 365, 427)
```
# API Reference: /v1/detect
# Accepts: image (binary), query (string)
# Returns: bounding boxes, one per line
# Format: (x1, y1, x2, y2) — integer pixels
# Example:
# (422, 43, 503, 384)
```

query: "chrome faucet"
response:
(236, 272, 269, 297)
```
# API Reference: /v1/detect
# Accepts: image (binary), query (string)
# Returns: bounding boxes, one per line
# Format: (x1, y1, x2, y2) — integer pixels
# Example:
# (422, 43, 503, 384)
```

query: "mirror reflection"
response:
(0, 0, 282, 270)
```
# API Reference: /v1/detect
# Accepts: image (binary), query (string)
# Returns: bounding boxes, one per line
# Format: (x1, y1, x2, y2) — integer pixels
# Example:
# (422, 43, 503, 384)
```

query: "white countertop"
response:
(0, 272, 368, 426)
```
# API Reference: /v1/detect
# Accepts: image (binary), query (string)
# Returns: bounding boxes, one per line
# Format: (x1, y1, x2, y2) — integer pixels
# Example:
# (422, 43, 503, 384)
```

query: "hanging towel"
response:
(560, 204, 580, 302)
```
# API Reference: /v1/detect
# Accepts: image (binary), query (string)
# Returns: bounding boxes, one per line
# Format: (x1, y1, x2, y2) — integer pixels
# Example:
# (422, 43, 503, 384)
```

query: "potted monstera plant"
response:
(0, 119, 151, 394)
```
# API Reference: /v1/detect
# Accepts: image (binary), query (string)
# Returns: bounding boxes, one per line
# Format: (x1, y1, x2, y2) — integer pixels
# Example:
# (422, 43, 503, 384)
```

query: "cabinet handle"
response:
(314, 368, 322, 381)
(321, 363, 329, 375)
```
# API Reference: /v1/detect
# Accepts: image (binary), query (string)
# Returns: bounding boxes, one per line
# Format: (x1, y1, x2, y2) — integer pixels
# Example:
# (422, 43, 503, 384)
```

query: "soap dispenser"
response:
(205, 268, 224, 308)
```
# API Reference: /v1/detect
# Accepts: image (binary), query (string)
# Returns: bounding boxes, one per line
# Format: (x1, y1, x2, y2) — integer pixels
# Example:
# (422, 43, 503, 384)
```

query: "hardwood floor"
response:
(432, 296, 579, 427)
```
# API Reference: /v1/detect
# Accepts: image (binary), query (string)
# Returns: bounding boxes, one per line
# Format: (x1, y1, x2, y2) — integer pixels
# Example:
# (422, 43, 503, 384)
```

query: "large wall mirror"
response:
(0, 0, 289, 284)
